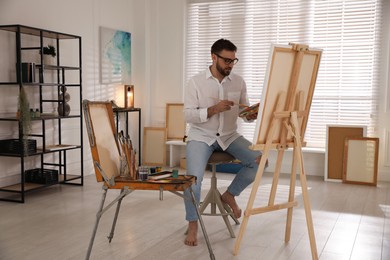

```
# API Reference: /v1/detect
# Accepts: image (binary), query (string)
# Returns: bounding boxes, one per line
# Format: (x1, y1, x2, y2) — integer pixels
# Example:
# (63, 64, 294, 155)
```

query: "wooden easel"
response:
(233, 44, 322, 260)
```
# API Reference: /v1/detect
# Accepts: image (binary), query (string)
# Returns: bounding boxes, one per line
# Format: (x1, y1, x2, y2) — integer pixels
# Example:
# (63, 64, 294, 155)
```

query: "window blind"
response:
(185, 0, 382, 148)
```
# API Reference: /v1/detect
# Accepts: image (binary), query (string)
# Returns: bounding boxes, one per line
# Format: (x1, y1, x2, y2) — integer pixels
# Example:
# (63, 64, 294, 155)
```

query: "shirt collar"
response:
(206, 66, 232, 82)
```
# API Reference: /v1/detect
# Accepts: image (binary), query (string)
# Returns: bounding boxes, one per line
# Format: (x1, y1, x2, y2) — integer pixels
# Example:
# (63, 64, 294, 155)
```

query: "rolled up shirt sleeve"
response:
(184, 77, 210, 123)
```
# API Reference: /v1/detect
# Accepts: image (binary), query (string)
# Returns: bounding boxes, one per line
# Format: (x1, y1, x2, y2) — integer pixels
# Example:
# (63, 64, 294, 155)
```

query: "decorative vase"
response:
(43, 55, 56, 66)
(58, 103, 71, 116)
(58, 86, 71, 116)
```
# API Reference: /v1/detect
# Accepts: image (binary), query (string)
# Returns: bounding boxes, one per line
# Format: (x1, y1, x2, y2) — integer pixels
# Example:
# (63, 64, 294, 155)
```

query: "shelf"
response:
(0, 113, 19, 121)
(0, 82, 82, 87)
(0, 145, 81, 157)
(35, 64, 81, 70)
(0, 152, 41, 157)
(0, 174, 82, 192)
(0, 24, 80, 40)
(113, 107, 141, 112)
(37, 144, 80, 152)
(0, 114, 81, 121)
(0, 82, 19, 86)
(39, 115, 81, 120)
(0, 24, 84, 202)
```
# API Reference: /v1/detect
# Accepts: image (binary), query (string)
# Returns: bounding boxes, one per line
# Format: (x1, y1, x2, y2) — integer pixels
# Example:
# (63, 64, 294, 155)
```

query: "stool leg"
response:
(200, 164, 219, 214)
(200, 163, 238, 238)
(224, 203, 240, 225)
(199, 185, 214, 214)
(213, 188, 236, 238)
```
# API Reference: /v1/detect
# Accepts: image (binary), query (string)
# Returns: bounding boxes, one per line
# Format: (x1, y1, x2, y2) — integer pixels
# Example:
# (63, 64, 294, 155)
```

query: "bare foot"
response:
(184, 221, 198, 246)
(221, 191, 242, 219)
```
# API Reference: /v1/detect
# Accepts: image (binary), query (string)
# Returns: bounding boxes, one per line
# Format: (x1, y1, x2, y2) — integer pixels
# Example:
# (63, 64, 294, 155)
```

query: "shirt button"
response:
(216, 133, 220, 136)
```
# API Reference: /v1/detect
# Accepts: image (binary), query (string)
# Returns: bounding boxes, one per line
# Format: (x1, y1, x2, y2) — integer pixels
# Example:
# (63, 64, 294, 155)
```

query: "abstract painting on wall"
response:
(100, 27, 131, 84)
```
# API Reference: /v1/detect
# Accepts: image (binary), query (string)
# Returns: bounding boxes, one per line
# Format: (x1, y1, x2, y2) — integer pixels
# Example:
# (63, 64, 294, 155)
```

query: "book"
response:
(147, 171, 172, 180)
(239, 103, 260, 118)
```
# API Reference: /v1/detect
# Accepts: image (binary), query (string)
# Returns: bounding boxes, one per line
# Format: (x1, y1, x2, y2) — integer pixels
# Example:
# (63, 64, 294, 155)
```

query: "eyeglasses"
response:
(213, 53, 239, 65)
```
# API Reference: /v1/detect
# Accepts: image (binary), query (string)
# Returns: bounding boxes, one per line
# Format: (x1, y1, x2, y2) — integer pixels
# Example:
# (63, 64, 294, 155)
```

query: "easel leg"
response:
(233, 154, 268, 255)
(269, 149, 285, 205)
(290, 112, 318, 260)
(299, 168, 318, 260)
(233, 208, 250, 255)
(86, 188, 107, 260)
(233, 115, 278, 256)
(108, 188, 127, 243)
(285, 150, 297, 242)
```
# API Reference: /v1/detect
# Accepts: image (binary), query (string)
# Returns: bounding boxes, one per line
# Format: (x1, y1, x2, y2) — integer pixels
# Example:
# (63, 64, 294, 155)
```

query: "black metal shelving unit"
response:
(0, 24, 83, 203)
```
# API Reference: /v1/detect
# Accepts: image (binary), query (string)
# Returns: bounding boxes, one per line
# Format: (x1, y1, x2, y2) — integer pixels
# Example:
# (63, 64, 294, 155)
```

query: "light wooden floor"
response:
(0, 170, 389, 260)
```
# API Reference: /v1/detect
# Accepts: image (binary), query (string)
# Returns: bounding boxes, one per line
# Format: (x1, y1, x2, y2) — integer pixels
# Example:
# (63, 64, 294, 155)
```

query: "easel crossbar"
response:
(274, 110, 307, 119)
(98, 187, 133, 217)
(248, 201, 298, 215)
(250, 141, 307, 151)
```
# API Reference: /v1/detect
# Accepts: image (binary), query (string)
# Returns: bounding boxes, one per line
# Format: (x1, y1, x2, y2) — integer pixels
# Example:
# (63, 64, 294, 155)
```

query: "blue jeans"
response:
(184, 136, 261, 221)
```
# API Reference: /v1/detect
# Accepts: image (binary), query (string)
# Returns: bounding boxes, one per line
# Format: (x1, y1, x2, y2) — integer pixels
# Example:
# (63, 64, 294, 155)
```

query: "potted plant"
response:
(17, 86, 32, 155)
(42, 45, 56, 57)
(41, 45, 56, 65)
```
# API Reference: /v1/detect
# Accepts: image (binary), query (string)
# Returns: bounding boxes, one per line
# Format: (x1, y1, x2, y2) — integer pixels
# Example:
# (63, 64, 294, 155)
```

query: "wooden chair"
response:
(82, 100, 215, 260)
(199, 151, 240, 238)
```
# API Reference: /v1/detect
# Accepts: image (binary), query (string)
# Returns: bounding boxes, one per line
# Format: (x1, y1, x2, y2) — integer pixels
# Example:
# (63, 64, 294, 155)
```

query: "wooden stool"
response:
(199, 151, 240, 238)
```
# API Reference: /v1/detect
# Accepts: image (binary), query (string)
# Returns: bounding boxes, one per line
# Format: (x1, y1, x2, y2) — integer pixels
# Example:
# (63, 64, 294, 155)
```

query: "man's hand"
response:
(207, 100, 234, 118)
(215, 100, 234, 112)
(246, 112, 258, 121)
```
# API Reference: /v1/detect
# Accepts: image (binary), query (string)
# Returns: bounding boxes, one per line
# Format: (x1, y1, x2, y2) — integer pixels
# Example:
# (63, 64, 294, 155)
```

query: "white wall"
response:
(0, 0, 146, 184)
(0, 0, 186, 186)
(0, 0, 389, 185)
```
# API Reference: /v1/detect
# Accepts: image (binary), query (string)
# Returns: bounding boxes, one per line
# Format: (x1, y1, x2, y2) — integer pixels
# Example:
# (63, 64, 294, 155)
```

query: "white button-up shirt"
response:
(184, 67, 250, 150)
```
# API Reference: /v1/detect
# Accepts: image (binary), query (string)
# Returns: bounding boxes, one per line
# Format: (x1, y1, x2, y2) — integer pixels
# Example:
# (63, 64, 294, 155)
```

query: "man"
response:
(183, 38, 264, 246)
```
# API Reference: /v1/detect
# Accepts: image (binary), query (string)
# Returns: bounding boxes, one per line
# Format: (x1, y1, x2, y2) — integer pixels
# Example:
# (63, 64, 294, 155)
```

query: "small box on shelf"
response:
(0, 139, 37, 155)
(25, 168, 58, 185)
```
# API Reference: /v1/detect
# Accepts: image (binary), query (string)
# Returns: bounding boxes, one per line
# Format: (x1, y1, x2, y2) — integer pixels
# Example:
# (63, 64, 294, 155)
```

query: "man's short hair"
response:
(211, 38, 237, 54)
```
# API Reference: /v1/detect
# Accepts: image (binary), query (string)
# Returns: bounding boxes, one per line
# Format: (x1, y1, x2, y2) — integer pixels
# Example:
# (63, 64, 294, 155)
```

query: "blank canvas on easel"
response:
(84, 101, 120, 182)
(252, 44, 322, 148)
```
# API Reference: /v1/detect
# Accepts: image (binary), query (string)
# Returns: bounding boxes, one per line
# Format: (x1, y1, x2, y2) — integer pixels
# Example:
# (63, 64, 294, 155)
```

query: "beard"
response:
(216, 62, 231, 77)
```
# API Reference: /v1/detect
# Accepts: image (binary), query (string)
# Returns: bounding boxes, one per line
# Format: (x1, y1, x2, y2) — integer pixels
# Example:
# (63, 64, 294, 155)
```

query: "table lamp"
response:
(124, 85, 134, 108)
